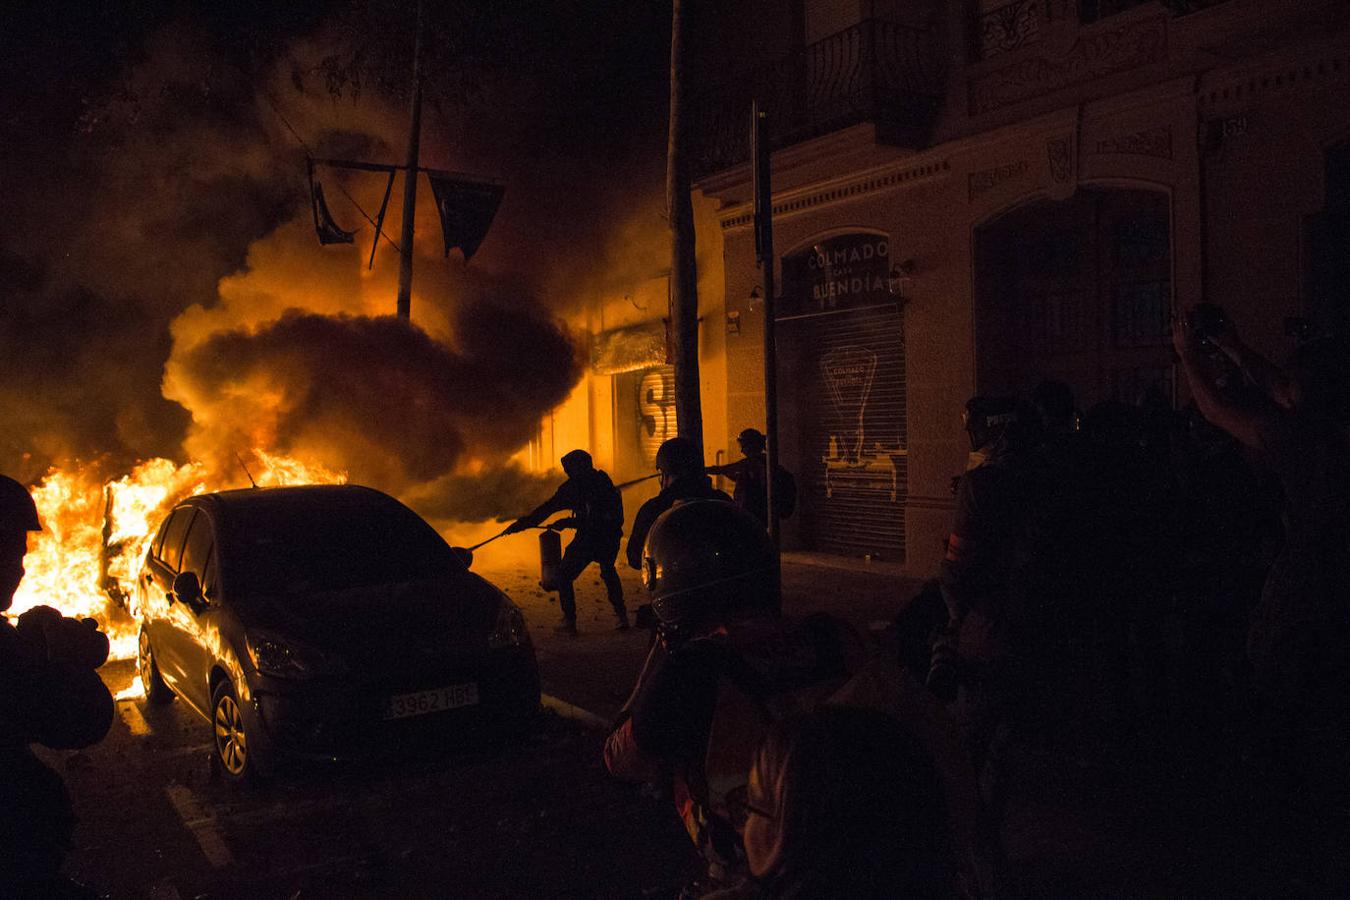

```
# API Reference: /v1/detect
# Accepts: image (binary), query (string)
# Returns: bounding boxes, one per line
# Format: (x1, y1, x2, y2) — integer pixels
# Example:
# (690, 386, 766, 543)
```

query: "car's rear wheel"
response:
(138, 630, 173, 705)
(212, 680, 261, 784)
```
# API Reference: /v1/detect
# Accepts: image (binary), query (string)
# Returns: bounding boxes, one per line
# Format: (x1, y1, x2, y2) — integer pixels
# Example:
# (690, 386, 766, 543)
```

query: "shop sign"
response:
(781, 234, 891, 316)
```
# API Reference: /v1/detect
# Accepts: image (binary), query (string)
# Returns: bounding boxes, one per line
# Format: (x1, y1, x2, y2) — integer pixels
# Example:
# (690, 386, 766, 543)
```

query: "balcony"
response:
(975, 0, 1238, 61)
(690, 19, 945, 180)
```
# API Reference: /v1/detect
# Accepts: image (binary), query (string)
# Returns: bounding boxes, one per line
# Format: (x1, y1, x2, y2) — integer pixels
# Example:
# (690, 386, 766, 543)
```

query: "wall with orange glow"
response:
(531, 190, 728, 536)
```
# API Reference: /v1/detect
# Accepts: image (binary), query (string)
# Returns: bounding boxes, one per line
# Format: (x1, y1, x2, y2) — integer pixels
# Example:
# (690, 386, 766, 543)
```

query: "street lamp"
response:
(888, 259, 916, 301)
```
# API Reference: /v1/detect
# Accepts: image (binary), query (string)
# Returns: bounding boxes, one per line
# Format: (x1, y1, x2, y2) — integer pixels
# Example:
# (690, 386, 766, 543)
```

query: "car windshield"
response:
(219, 494, 461, 597)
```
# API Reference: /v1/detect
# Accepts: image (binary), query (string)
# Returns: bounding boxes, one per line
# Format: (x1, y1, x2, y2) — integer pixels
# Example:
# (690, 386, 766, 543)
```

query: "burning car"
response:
(134, 484, 539, 782)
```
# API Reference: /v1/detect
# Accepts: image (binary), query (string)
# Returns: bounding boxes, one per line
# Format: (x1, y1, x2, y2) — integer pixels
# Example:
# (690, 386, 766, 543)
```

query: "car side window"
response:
(201, 554, 217, 602)
(151, 515, 172, 560)
(179, 513, 215, 600)
(160, 508, 197, 572)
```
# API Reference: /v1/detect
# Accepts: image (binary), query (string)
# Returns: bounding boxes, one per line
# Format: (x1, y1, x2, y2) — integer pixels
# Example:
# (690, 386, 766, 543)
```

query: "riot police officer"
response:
(605, 500, 863, 892)
(706, 428, 797, 527)
(624, 436, 731, 572)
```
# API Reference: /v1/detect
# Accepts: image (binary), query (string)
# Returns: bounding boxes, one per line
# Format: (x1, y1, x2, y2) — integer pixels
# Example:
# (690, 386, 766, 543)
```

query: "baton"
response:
(613, 473, 661, 490)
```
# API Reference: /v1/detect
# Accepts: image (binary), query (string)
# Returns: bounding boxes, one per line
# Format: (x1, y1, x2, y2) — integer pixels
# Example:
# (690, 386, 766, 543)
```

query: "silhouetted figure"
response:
(1, 475, 113, 897)
(507, 449, 626, 633)
(605, 501, 863, 894)
(713, 706, 956, 899)
(624, 437, 731, 571)
(1076, 399, 1174, 737)
(1175, 312, 1350, 889)
(706, 429, 796, 527)
(928, 396, 1045, 884)
(1030, 379, 1078, 444)
(1162, 404, 1275, 772)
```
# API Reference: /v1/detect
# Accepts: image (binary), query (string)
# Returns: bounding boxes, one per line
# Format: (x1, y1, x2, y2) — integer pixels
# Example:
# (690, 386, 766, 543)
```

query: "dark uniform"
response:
(510, 451, 626, 629)
(708, 428, 795, 526)
(606, 613, 861, 879)
(626, 474, 730, 571)
(930, 399, 1044, 892)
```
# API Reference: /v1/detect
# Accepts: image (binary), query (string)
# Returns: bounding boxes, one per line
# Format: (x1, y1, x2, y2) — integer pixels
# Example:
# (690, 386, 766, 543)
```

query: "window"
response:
(179, 513, 215, 587)
(159, 508, 197, 572)
(151, 517, 171, 559)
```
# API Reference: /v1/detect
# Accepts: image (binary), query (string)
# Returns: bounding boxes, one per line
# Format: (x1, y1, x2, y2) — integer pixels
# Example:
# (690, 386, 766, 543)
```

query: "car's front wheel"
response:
(211, 680, 263, 784)
(138, 630, 173, 705)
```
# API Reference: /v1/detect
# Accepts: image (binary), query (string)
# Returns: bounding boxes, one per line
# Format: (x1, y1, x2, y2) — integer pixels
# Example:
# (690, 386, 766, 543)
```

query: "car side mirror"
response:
(172, 571, 202, 607)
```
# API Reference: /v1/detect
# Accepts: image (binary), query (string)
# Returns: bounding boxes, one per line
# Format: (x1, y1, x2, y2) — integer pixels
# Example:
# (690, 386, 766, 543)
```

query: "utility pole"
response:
(396, 0, 425, 320)
(667, 0, 704, 453)
(301, 3, 503, 300)
(752, 100, 781, 546)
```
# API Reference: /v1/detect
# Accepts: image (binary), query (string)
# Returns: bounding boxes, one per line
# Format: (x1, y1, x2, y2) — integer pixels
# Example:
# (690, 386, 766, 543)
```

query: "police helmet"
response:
(642, 500, 778, 638)
(737, 428, 766, 452)
(560, 449, 593, 476)
(962, 396, 1017, 451)
(654, 436, 703, 477)
(0, 476, 40, 534)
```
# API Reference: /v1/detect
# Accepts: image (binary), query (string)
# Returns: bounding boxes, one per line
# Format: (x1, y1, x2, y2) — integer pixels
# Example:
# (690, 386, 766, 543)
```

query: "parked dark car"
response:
(134, 485, 539, 783)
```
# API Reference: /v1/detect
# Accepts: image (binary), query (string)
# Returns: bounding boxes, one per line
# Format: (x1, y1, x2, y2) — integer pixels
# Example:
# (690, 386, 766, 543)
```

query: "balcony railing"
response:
(690, 19, 944, 180)
(1082, 0, 1237, 25)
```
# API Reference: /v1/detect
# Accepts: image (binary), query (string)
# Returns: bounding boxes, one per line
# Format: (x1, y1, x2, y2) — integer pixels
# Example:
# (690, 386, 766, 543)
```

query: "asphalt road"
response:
(47, 555, 911, 899)
(53, 658, 695, 899)
(48, 556, 1281, 896)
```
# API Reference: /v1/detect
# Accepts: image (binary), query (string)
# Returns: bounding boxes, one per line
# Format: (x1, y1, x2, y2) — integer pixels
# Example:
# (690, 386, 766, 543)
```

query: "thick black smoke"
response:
(168, 306, 581, 500)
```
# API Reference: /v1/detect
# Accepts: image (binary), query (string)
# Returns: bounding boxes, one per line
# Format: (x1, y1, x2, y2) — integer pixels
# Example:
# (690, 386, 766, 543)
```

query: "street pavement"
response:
(475, 553, 923, 723)
(54, 554, 1276, 896)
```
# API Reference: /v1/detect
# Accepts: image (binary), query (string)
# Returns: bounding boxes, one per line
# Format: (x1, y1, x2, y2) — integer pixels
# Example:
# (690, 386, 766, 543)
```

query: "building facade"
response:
(544, 0, 1350, 577)
(697, 0, 1350, 575)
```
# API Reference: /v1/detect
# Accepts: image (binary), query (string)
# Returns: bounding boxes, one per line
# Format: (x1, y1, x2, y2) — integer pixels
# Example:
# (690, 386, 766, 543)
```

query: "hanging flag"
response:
(307, 160, 355, 245)
(426, 172, 505, 262)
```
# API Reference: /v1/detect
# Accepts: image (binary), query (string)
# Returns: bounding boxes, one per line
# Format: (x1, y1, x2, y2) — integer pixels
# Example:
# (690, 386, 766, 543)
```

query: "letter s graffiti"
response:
(639, 368, 676, 462)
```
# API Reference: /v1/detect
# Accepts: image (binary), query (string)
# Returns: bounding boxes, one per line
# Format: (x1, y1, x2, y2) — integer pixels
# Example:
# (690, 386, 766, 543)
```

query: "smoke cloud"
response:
(2, 5, 669, 521)
(165, 305, 580, 495)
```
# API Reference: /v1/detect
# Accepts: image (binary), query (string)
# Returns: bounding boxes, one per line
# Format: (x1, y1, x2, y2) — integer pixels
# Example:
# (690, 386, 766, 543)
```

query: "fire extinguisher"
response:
(538, 527, 562, 591)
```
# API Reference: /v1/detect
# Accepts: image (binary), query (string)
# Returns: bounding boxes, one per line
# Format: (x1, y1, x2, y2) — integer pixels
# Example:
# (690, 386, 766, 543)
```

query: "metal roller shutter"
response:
(788, 304, 907, 561)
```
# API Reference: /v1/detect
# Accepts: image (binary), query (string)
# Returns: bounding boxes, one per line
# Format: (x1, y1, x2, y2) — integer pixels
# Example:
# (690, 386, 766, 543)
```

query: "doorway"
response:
(974, 187, 1174, 408)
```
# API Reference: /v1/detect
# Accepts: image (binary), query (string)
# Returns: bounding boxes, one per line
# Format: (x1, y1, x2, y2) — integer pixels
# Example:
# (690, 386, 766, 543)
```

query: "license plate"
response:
(384, 683, 479, 720)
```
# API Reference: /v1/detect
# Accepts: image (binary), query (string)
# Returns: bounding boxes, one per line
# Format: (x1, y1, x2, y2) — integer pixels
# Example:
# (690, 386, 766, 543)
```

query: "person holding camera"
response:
(1, 475, 114, 896)
(1174, 307, 1350, 882)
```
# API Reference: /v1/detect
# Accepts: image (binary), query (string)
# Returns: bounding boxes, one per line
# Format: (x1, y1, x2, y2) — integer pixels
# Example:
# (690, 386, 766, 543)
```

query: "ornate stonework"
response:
(968, 160, 1029, 200)
(970, 15, 1168, 114)
(719, 160, 952, 230)
(1047, 136, 1075, 184)
(1093, 125, 1174, 159)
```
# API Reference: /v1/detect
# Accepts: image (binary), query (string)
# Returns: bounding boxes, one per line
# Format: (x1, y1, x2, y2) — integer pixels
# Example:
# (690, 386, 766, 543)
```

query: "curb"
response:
(540, 693, 611, 732)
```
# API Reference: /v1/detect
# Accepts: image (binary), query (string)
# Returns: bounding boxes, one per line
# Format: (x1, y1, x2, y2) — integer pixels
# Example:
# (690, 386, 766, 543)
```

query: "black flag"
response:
(308, 160, 355, 245)
(427, 172, 505, 262)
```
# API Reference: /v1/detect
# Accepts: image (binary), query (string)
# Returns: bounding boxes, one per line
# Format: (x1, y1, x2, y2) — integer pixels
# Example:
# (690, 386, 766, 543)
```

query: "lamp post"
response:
(751, 100, 781, 547)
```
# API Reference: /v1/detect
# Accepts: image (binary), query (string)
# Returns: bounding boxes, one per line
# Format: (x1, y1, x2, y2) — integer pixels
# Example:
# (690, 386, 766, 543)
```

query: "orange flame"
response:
(9, 453, 345, 661)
